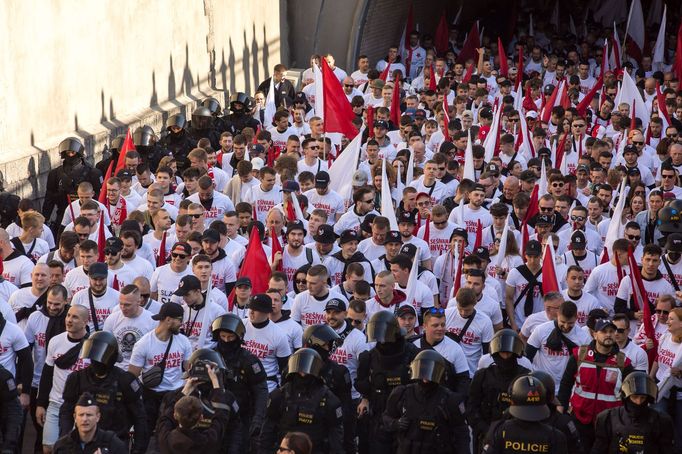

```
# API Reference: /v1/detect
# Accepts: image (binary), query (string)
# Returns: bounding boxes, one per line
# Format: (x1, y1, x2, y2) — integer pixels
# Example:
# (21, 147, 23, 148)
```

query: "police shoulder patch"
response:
(252, 362, 262, 374)
(336, 407, 343, 419)
(5, 378, 16, 392)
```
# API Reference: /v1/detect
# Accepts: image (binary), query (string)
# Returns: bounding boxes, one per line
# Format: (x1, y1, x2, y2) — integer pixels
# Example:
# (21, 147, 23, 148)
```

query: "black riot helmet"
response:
(191, 106, 214, 130)
(230, 92, 253, 112)
(186, 348, 226, 372)
(529, 370, 560, 405)
(303, 324, 343, 358)
(657, 206, 682, 235)
(110, 134, 125, 152)
(133, 126, 155, 148)
(366, 310, 404, 344)
(410, 350, 447, 383)
(489, 328, 525, 357)
(288, 348, 324, 378)
(621, 370, 658, 402)
(80, 331, 119, 368)
(166, 113, 186, 131)
(59, 137, 85, 159)
(508, 375, 550, 422)
(211, 313, 246, 341)
(202, 97, 222, 116)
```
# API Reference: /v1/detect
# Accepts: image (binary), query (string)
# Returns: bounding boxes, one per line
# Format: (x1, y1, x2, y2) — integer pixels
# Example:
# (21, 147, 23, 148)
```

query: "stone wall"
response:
(0, 0, 281, 201)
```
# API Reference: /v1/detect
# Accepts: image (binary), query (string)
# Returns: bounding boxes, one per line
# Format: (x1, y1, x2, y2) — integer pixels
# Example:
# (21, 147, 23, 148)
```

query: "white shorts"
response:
(42, 402, 61, 447)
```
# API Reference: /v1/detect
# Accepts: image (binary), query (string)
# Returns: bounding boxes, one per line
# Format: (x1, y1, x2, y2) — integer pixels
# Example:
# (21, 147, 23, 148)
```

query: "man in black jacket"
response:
(257, 64, 295, 109)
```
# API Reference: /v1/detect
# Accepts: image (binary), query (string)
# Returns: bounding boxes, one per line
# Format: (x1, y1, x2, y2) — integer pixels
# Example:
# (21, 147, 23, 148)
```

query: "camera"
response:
(190, 359, 213, 383)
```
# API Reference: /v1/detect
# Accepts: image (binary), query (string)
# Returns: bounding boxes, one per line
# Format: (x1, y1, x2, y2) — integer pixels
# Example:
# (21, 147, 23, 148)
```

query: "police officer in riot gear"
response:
(59, 331, 149, 453)
(302, 323, 355, 453)
(467, 329, 530, 453)
(96, 133, 125, 176)
(482, 375, 568, 454)
(529, 370, 584, 454)
(259, 348, 344, 454)
(383, 350, 469, 454)
(592, 371, 673, 454)
(156, 349, 236, 453)
(158, 113, 195, 172)
(211, 314, 268, 453)
(133, 125, 170, 173)
(202, 97, 228, 134)
(0, 364, 22, 454)
(657, 205, 682, 246)
(42, 137, 102, 231)
(356, 311, 420, 454)
(187, 106, 221, 149)
(224, 92, 260, 135)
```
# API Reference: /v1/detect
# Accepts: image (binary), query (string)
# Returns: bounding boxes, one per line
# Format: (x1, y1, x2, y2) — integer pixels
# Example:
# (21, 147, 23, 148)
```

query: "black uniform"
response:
(466, 360, 530, 450)
(544, 407, 584, 454)
(259, 376, 344, 454)
(215, 342, 268, 453)
(158, 129, 195, 172)
(592, 403, 674, 454)
(0, 366, 22, 453)
(59, 366, 148, 453)
(42, 159, 102, 229)
(157, 388, 234, 454)
(136, 144, 172, 174)
(52, 427, 128, 454)
(355, 340, 420, 454)
(482, 418, 568, 454)
(320, 358, 354, 453)
(223, 112, 260, 135)
(257, 77, 295, 108)
(384, 382, 469, 454)
(187, 125, 222, 150)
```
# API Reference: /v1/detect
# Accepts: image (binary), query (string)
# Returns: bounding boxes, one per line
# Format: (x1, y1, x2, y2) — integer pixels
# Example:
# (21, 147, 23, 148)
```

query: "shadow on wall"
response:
(23, 24, 277, 200)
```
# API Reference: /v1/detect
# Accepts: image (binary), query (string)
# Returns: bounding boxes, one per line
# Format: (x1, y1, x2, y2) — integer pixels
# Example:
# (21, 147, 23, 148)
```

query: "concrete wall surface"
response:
(0, 0, 281, 200)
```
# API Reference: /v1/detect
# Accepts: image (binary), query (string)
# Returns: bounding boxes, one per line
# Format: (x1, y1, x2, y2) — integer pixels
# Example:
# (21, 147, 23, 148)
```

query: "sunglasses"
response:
(188, 213, 203, 218)
(626, 235, 641, 241)
(295, 279, 307, 285)
(76, 233, 90, 238)
(362, 199, 375, 204)
(140, 293, 151, 299)
(551, 182, 564, 188)
(656, 309, 670, 315)
(570, 215, 585, 222)
(667, 133, 679, 138)
(615, 328, 626, 333)
(103, 249, 119, 256)
(508, 118, 520, 122)
(308, 146, 321, 150)
(572, 124, 586, 128)
(661, 174, 676, 179)
(171, 252, 189, 259)
(632, 141, 644, 146)
(344, 84, 354, 88)
(426, 307, 445, 315)
(539, 207, 554, 213)
(350, 318, 364, 326)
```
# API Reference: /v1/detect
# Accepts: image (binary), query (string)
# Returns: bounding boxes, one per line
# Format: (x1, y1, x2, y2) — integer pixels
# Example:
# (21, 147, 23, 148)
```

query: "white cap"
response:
(251, 157, 265, 170)
(526, 111, 538, 119)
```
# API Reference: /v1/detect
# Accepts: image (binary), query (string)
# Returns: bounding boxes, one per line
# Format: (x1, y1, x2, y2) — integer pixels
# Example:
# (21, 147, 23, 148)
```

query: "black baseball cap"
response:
(151, 302, 185, 321)
(525, 240, 542, 257)
(385, 231, 402, 244)
(235, 277, 252, 288)
(104, 237, 123, 254)
(313, 224, 336, 244)
(360, 214, 377, 234)
(594, 318, 617, 332)
(399, 243, 418, 259)
(249, 294, 273, 313)
(201, 229, 221, 243)
(281, 180, 300, 193)
(450, 227, 468, 242)
(286, 220, 306, 235)
(473, 246, 490, 261)
(116, 169, 133, 181)
(89, 262, 108, 279)
(174, 275, 202, 296)
(666, 233, 682, 253)
(339, 229, 360, 245)
(398, 210, 416, 225)
(571, 231, 586, 249)
(397, 305, 417, 317)
(374, 120, 389, 129)
(171, 242, 192, 256)
(534, 214, 554, 226)
(315, 171, 331, 188)
(325, 298, 347, 312)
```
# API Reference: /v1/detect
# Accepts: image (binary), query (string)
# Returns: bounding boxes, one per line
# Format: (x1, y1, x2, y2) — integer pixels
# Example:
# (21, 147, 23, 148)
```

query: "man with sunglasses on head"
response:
(150, 242, 192, 304)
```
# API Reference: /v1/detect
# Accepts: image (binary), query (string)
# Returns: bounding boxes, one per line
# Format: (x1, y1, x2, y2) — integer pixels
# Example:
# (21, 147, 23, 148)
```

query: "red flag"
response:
(461, 63, 474, 84)
(285, 199, 296, 222)
(97, 211, 105, 262)
(379, 62, 391, 82)
(498, 37, 508, 77)
(473, 219, 482, 249)
(630, 102, 637, 132)
(66, 194, 76, 226)
(541, 84, 560, 124)
(656, 82, 672, 125)
(524, 184, 540, 223)
(541, 242, 560, 294)
(98, 161, 114, 204)
(422, 215, 431, 245)
(522, 86, 537, 113)
(390, 74, 402, 126)
(228, 228, 271, 311)
(367, 105, 375, 138)
(156, 231, 167, 267)
(442, 97, 451, 141)
(452, 241, 465, 295)
(521, 222, 530, 257)
(675, 19, 682, 85)
(614, 247, 625, 281)
(456, 22, 480, 63)
(627, 246, 657, 368)
(402, 4, 415, 77)
(515, 46, 524, 89)
(0, 255, 4, 276)
(429, 64, 438, 91)
(321, 58, 359, 139)
(112, 274, 120, 291)
(554, 132, 569, 171)
(413, 212, 422, 237)
(434, 12, 449, 55)
(114, 129, 136, 174)
(576, 75, 604, 116)
(271, 227, 283, 272)
(600, 246, 610, 264)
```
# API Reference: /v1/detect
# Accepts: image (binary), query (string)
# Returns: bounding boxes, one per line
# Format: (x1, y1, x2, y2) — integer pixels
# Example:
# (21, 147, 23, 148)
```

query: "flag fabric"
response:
(228, 228, 271, 311)
(541, 242, 560, 294)
(114, 129, 135, 174)
(97, 211, 106, 262)
(555, 132, 570, 174)
(405, 142, 415, 185)
(321, 58, 358, 139)
(525, 184, 540, 223)
(600, 41, 610, 77)
(675, 19, 682, 84)
(442, 97, 451, 141)
(403, 252, 420, 308)
(630, 103, 637, 131)
(328, 128, 363, 206)
(473, 219, 483, 249)
(313, 63, 324, 118)
(452, 242, 465, 295)
(516, 46, 524, 88)
(456, 22, 480, 63)
(483, 106, 502, 162)
(463, 130, 475, 181)
(156, 231, 167, 267)
(112, 275, 120, 291)
(270, 227, 283, 272)
(66, 194, 76, 227)
(605, 177, 628, 252)
(610, 23, 622, 71)
(576, 75, 604, 116)
(461, 63, 474, 84)
(429, 64, 438, 91)
(647, 0, 665, 26)
(435, 12, 449, 55)
(379, 62, 391, 82)
(398, 3, 414, 73)
(538, 158, 548, 198)
(390, 75, 402, 126)
(655, 82, 671, 128)
(381, 159, 399, 231)
(615, 69, 650, 130)
(422, 216, 431, 245)
(540, 83, 560, 124)
(652, 5, 667, 71)
(624, 0, 645, 62)
(290, 192, 305, 222)
(367, 105, 375, 138)
(98, 161, 114, 204)
(495, 215, 510, 268)
(285, 198, 296, 222)
(498, 37, 508, 77)
(627, 246, 657, 368)
(263, 75, 277, 129)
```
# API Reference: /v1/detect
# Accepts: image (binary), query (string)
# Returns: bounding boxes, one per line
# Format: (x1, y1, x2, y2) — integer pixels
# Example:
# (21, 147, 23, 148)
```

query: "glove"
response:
(397, 417, 410, 431)
(249, 423, 261, 438)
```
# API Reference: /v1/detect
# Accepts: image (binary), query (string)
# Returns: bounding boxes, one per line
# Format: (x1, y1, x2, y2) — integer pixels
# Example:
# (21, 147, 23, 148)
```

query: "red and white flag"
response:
(321, 58, 359, 139)
(541, 242, 560, 294)
(624, 0, 645, 62)
(652, 5, 667, 72)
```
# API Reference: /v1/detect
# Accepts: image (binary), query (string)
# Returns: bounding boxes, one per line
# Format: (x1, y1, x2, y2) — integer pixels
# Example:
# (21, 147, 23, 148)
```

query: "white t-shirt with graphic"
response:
(129, 331, 193, 392)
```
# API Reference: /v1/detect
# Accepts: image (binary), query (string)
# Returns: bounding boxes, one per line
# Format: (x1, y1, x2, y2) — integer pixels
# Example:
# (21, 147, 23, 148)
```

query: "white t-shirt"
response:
(37, 250, 77, 274)
(103, 309, 157, 369)
(72, 288, 120, 332)
(448, 205, 493, 251)
(477, 353, 534, 371)
(417, 222, 458, 262)
(444, 308, 494, 376)
(304, 189, 345, 224)
(120, 255, 155, 281)
(108, 264, 139, 290)
(44, 332, 91, 404)
(527, 320, 592, 391)
(3, 254, 34, 288)
(243, 185, 283, 224)
(7, 223, 55, 249)
(129, 331, 193, 392)
(412, 336, 470, 376)
(409, 178, 448, 205)
(584, 262, 626, 314)
(396, 282, 434, 312)
(621, 340, 650, 372)
(519, 311, 550, 339)
(282, 247, 320, 292)
(208, 255, 237, 293)
(505, 266, 544, 326)
(186, 192, 235, 228)
(329, 322, 368, 399)
(655, 332, 682, 398)
(357, 238, 386, 262)
(561, 290, 603, 327)
(291, 290, 347, 328)
(24, 310, 50, 387)
(181, 300, 227, 351)
(0, 321, 28, 378)
(272, 316, 303, 353)
(63, 266, 114, 298)
(8, 287, 41, 330)
(150, 264, 192, 304)
(297, 159, 329, 177)
(20, 238, 50, 263)
(243, 319, 291, 391)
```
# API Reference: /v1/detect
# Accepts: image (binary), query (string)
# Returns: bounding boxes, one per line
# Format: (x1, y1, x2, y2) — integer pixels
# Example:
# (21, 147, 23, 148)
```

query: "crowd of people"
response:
(0, 2, 680, 454)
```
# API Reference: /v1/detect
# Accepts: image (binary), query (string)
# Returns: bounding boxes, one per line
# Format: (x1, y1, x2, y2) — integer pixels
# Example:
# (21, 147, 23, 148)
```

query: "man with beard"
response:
(324, 230, 374, 287)
(71, 262, 119, 333)
(60, 330, 148, 453)
(660, 233, 682, 291)
(466, 329, 529, 453)
(175, 275, 226, 351)
(129, 302, 192, 432)
(150, 242, 192, 304)
(103, 237, 137, 289)
(119, 229, 155, 280)
(558, 318, 635, 452)
(24, 284, 69, 454)
(211, 314, 269, 453)
(37, 231, 79, 274)
(199, 228, 237, 295)
(187, 175, 235, 228)
(273, 221, 320, 290)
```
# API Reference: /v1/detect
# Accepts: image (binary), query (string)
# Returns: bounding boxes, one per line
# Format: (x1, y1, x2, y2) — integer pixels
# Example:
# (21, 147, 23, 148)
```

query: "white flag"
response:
(381, 158, 399, 231)
(263, 75, 277, 129)
(625, 0, 645, 56)
(615, 69, 650, 130)
(605, 176, 628, 252)
(328, 128, 363, 205)
(463, 130, 475, 181)
(313, 63, 324, 119)
(652, 5, 667, 71)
